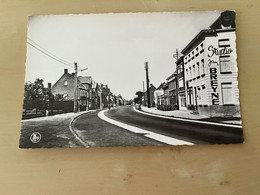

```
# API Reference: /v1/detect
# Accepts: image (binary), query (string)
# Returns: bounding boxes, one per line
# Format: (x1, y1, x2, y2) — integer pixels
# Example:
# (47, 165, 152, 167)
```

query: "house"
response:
(181, 11, 240, 117)
(167, 70, 178, 109)
(51, 69, 89, 111)
(154, 83, 164, 107)
(157, 82, 170, 110)
(176, 56, 187, 110)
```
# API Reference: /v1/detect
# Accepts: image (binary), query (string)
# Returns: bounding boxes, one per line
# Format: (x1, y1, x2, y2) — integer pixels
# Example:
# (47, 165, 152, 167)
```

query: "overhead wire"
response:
(27, 39, 74, 68)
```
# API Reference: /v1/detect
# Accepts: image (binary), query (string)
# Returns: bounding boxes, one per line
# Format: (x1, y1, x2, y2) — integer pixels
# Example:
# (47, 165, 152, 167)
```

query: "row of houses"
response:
(150, 11, 240, 117)
(49, 68, 125, 112)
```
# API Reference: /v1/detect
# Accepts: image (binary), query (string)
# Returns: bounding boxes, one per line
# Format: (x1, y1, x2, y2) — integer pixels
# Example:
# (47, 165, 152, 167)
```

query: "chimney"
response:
(48, 83, 52, 89)
(64, 69, 68, 74)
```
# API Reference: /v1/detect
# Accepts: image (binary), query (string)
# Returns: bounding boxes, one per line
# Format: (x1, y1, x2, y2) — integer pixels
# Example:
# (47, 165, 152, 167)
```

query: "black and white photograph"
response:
(20, 10, 244, 148)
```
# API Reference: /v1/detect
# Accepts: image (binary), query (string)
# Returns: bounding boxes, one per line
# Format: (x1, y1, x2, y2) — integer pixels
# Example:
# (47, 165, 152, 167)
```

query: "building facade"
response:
(51, 69, 90, 111)
(176, 56, 187, 110)
(181, 11, 240, 117)
(154, 83, 164, 107)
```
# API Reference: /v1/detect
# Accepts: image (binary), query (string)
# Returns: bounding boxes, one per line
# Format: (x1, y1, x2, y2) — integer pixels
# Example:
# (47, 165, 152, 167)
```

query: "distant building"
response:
(167, 71, 178, 109)
(181, 11, 240, 117)
(176, 56, 187, 110)
(154, 83, 164, 107)
(157, 82, 170, 110)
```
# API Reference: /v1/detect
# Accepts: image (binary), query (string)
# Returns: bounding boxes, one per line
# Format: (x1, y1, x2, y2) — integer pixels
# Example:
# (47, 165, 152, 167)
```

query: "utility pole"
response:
(145, 62, 151, 108)
(142, 81, 145, 105)
(173, 49, 180, 109)
(173, 48, 179, 60)
(99, 84, 103, 110)
(108, 88, 111, 110)
(74, 62, 78, 113)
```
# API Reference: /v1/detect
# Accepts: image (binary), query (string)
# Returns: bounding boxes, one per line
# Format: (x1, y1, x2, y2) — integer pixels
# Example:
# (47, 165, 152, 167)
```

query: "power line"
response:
(28, 38, 73, 66)
(27, 41, 74, 68)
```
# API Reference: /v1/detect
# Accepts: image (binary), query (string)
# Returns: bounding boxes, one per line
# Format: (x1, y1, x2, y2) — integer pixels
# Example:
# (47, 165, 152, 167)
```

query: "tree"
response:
(134, 91, 143, 104)
(23, 78, 54, 115)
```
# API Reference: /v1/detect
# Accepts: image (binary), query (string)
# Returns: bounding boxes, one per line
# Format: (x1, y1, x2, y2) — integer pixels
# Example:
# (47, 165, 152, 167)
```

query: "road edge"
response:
(98, 109, 194, 146)
(69, 112, 91, 148)
(134, 106, 242, 128)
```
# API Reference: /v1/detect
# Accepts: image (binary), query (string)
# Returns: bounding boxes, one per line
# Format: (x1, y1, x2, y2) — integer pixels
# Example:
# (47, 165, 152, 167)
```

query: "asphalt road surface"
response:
(105, 105, 244, 145)
(72, 110, 163, 147)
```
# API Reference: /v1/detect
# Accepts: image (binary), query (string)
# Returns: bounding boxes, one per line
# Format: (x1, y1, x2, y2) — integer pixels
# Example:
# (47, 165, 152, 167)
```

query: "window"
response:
(220, 55, 232, 73)
(63, 94, 68, 100)
(179, 78, 184, 88)
(64, 80, 68, 86)
(218, 38, 230, 48)
(193, 65, 195, 78)
(189, 67, 192, 79)
(201, 59, 205, 74)
(200, 43, 204, 53)
(186, 69, 188, 79)
(195, 47, 199, 56)
(197, 62, 200, 77)
(179, 65, 183, 72)
(221, 83, 234, 105)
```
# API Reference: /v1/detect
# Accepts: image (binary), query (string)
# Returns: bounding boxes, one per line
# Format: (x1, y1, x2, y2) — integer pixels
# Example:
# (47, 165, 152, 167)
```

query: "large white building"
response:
(181, 11, 241, 117)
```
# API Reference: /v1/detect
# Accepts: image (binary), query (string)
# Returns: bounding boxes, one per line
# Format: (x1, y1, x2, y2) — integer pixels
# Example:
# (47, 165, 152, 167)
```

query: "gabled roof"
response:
(166, 70, 177, 81)
(156, 82, 165, 90)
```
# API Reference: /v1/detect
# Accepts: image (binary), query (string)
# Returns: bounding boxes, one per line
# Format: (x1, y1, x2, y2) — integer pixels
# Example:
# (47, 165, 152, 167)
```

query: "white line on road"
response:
(98, 110, 194, 146)
(134, 107, 242, 128)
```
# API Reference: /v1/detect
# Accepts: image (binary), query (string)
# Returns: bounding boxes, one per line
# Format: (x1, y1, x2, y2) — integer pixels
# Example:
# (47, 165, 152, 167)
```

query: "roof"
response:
(166, 70, 177, 81)
(78, 76, 92, 84)
(181, 29, 217, 55)
(181, 11, 236, 55)
(156, 82, 165, 90)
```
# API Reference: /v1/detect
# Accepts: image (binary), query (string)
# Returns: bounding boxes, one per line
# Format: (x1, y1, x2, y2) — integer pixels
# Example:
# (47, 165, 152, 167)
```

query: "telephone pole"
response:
(74, 62, 78, 113)
(173, 48, 179, 60)
(145, 62, 151, 108)
(173, 49, 180, 110)
(142, 81, 145, 105)
(99, 85, 103, 110)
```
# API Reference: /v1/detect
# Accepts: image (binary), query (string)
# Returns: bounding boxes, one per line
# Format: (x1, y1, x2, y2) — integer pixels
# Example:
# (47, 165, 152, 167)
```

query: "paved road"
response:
(105, 105, 244, 145)
(72, 110, 163, 147)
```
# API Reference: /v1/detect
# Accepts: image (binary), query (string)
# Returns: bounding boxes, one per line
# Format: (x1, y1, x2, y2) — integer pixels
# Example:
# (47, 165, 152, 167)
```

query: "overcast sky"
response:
(25, 11, 221, 100)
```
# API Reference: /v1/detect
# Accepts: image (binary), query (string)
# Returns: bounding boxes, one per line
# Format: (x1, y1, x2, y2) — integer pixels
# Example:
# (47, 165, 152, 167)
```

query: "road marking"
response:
(134, 107, 242, 128)
(98, 110, 194, 146)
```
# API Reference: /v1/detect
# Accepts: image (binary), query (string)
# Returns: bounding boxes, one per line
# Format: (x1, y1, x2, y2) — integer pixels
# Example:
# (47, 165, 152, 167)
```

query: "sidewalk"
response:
(140, 106, 242, 126)
(20, 110, 92, 148)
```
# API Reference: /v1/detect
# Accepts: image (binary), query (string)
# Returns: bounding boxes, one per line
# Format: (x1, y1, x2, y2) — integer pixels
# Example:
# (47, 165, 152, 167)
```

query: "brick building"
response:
(51, 69, 90, 111)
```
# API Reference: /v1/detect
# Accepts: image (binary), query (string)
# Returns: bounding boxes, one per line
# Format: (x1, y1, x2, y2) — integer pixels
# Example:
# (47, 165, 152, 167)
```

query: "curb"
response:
(68, 111, 93, 148)
(135, 107, 242, 128)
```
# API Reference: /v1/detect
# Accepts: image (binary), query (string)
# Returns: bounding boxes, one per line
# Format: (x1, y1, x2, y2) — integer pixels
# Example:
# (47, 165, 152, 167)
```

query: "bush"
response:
(157, 104, 178, 111)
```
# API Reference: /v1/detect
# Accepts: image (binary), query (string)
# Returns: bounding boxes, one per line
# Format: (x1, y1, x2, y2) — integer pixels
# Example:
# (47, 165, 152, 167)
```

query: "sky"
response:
(25, 11, 221, 100)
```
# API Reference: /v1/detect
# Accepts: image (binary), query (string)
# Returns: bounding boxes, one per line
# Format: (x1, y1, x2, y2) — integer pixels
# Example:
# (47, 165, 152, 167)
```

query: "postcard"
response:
(20, 10, 243, 148)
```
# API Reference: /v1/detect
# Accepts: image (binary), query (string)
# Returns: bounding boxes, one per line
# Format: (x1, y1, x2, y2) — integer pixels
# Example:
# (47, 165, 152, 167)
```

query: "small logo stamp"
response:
(30, 132, 41, 143)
